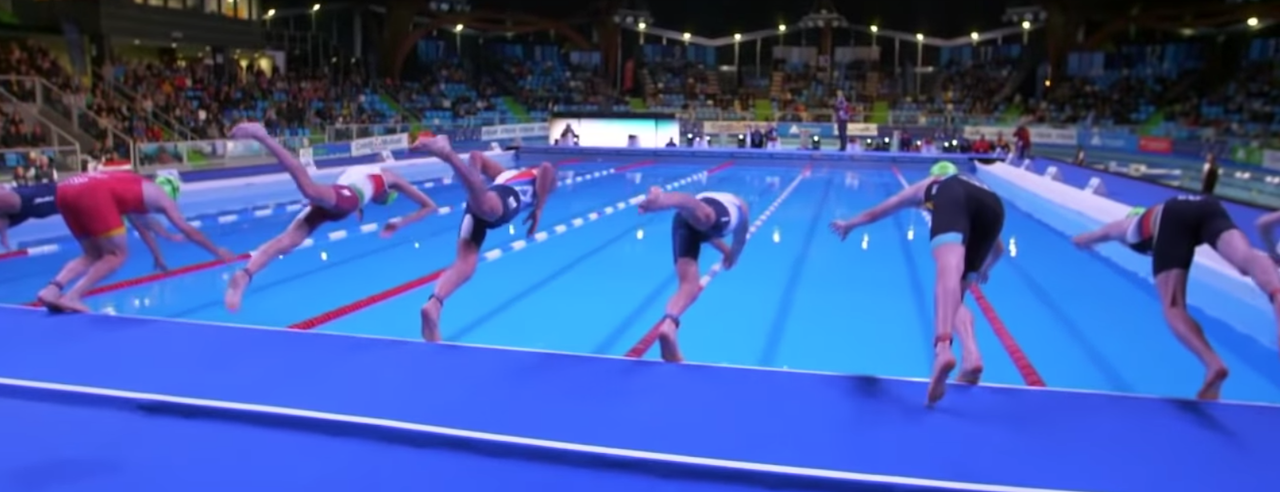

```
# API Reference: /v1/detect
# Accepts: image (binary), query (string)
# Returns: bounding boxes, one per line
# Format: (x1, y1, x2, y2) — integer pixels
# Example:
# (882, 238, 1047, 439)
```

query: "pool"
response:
(4, 153, 1277, 404)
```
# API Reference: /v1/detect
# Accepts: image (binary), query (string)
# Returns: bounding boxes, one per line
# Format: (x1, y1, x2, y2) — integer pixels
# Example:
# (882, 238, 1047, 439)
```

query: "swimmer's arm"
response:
(844, 180, 927, 226)
(156, 200, 222, 256)
(0, 216, 10, 251)
(979, 237, 1006, 274)
(385, 171, 438, 227)
(140, 214, 184, 242)
(1072, 219, 1128, 247)
(126, 215, 166, 266)
(532, 162, 557, 209)
(1255, 210, 1280, 257)
(728, 202, 750, 257)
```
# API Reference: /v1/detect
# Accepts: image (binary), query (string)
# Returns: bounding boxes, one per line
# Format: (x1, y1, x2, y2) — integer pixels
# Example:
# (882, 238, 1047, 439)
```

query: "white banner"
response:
(298, 148, 317, 170)
(1263, 149, 1280, 170)
(703, 121, 770, 135)
(480, 123, 550, 140)
(351, 133, 409, 157)
(962, 125, 1078, 146)
(845, 122, 879, 137)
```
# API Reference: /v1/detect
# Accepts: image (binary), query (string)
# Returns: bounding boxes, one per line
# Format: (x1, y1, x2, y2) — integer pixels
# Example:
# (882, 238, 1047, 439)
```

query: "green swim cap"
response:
(381, 190, 399, 205)
(1126, 206, 1147, 218)
(929, 161, 959, 177)
(155, 175, 181, 201)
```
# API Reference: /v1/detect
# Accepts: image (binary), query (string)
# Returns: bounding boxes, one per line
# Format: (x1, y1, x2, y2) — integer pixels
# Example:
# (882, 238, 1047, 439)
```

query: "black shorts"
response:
(1150, 196, 1236, 276)
(671, 196, 731, 262)
(459, 184, 522, 247)
(928, 177, 1006, 276)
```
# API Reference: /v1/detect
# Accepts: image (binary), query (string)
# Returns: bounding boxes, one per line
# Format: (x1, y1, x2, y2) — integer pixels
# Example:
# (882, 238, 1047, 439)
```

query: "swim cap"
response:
(1126, 206, 1147, 218)
(155, 175, 181, 201)
(375, 190, 399, 205)
(929, 161, 959, 177)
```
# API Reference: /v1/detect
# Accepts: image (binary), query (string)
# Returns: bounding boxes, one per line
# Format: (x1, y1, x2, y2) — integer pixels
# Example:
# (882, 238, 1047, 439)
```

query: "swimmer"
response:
(1075, 195, 1280, 400)
(636, 187, 749, 362)
(829, 161, 1003, 406)
(37, 171, 233, 313)
(223, 122, 439, 311)
(1254, 210, 1280, 264)
(0, 180, 59, 251)
(411, 135, 556, 342)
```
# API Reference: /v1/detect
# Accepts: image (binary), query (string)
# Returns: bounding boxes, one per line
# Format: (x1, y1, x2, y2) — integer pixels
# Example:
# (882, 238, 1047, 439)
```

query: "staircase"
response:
(0, 76, 134, 157)
(769, 71, 785, 99)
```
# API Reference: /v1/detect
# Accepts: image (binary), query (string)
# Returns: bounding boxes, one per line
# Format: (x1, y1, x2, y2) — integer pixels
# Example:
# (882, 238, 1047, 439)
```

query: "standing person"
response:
(36, 171, 233, 313)
(829, 161, 1004, 406)
(636, 186, 750, 362)
(1079, 196, 1280, 400)
(835, 91, 851, 152)
(222, 122, 439, 311)
(412, 136, 557, 342)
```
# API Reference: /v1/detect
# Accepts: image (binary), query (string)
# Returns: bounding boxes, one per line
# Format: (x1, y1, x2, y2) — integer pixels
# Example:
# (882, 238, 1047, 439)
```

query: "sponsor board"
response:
(479, 123, 550, 140)
(780, 122, 879, 138)
(1137, 136, 1173, 154)
(351, 133, 410, 157)
(703, 121, 771, 134)
(1078, 130, 1139, 151)
(961, 126, 1078, 146)
(309, 142, 352, 160)
(1264, 149, 1280, 170)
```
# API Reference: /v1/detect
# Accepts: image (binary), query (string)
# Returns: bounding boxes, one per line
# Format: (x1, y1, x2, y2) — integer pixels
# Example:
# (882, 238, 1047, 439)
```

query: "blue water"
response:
(4, 157, 1278, 404)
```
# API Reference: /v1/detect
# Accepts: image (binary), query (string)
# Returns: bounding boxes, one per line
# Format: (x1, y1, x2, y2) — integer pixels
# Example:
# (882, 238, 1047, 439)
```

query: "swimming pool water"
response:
(5, 157, 1278, 404)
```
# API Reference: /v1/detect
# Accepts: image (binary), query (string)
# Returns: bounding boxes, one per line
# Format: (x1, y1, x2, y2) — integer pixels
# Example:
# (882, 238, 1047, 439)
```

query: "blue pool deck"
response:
(0, 148, 1277, 491)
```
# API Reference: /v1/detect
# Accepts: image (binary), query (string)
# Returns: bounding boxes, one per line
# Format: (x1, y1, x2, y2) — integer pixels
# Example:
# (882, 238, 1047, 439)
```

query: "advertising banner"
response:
(309, 142, 352, 160)
(1137, 136, 1173, 154)
(1078, 130, 1139, 151)
(480, 123, 550, 140)
(961, 126, 1077, 145)
(1264, 150, 1280, 170)
(351, 133, 409, 157)
(779, 122, 879, 138)
(703, 121, 771, 135)
(547, 116, 680, 148)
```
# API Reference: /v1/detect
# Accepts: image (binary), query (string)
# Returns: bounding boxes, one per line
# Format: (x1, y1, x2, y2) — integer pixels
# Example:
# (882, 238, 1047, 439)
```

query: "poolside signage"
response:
(962, 126, 1078, 146)
(480, 123, 550, 140)
(351, 133, 410, 157)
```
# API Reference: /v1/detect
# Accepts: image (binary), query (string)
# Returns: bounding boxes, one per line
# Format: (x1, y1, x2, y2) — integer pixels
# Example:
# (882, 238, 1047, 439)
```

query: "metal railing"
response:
(134, 136, 313, 169)
(100, 77, 198, 142)
(0, 145, 82, 175)
(0, 76, 136, 163)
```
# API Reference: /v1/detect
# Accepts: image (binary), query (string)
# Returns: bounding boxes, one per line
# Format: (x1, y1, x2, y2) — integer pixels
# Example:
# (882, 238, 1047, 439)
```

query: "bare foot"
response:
(927, 348, 958, 407)
(1196, 365, 1229, 401)
(36, 284, 63, 312)
(420, 296, 443, 342)
(956, 365, 984, 384)
(657, 321, 683, 363)
(224, 270, 251, 312)
(50, 296, 92, 313)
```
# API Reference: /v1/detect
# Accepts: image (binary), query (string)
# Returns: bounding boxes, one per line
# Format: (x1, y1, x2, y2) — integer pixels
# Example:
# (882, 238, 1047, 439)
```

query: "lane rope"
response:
(287, 161, 731, 330)
(889, 166, 1045, 387)
(624, 165, 811, 359)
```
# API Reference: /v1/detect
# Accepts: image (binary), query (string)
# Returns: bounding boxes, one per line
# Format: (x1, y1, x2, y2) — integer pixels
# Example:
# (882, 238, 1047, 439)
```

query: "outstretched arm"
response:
(1072, 219, 1130, 248)
(382, 169, 438, 230)
(524, 162, 557, 236)
(126, 214, 167, 270)
(842, 178, 930, 227)
(155, 198, 228, 259)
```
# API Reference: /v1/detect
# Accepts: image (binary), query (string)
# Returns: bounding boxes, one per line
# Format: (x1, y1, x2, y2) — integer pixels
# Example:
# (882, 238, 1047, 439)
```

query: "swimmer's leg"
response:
(1212, 228, 1280, 324)
(656, 257, 703, 362)
(53, 235, 129, 313)
(421, 238, 481, 342)
(1154, 269, 1228, 400)
(418, 137, 503, 220)
(641, 189, 716, 229)
(467, 150, 509, 180)
(928, 241, 965, 406)
(953, 297, 984, 384)
(226, 216, 317, 311)
(257, 132, 338, 208)
(37, 240, 97, 310)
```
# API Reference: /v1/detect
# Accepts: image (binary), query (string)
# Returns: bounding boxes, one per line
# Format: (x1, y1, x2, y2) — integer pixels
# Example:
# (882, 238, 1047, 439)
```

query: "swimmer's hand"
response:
(215, 248, 237, 261)
(228, 122, 270, 141)
(154, 259, 169, 272)
(721, 252, 739, 271)
(380, 221, 401, 238)
(828, 220, 855, 241)
(1071, 234, 1093, 249)
(637, 186, 663, 213)
(523, 208, 541, 237)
